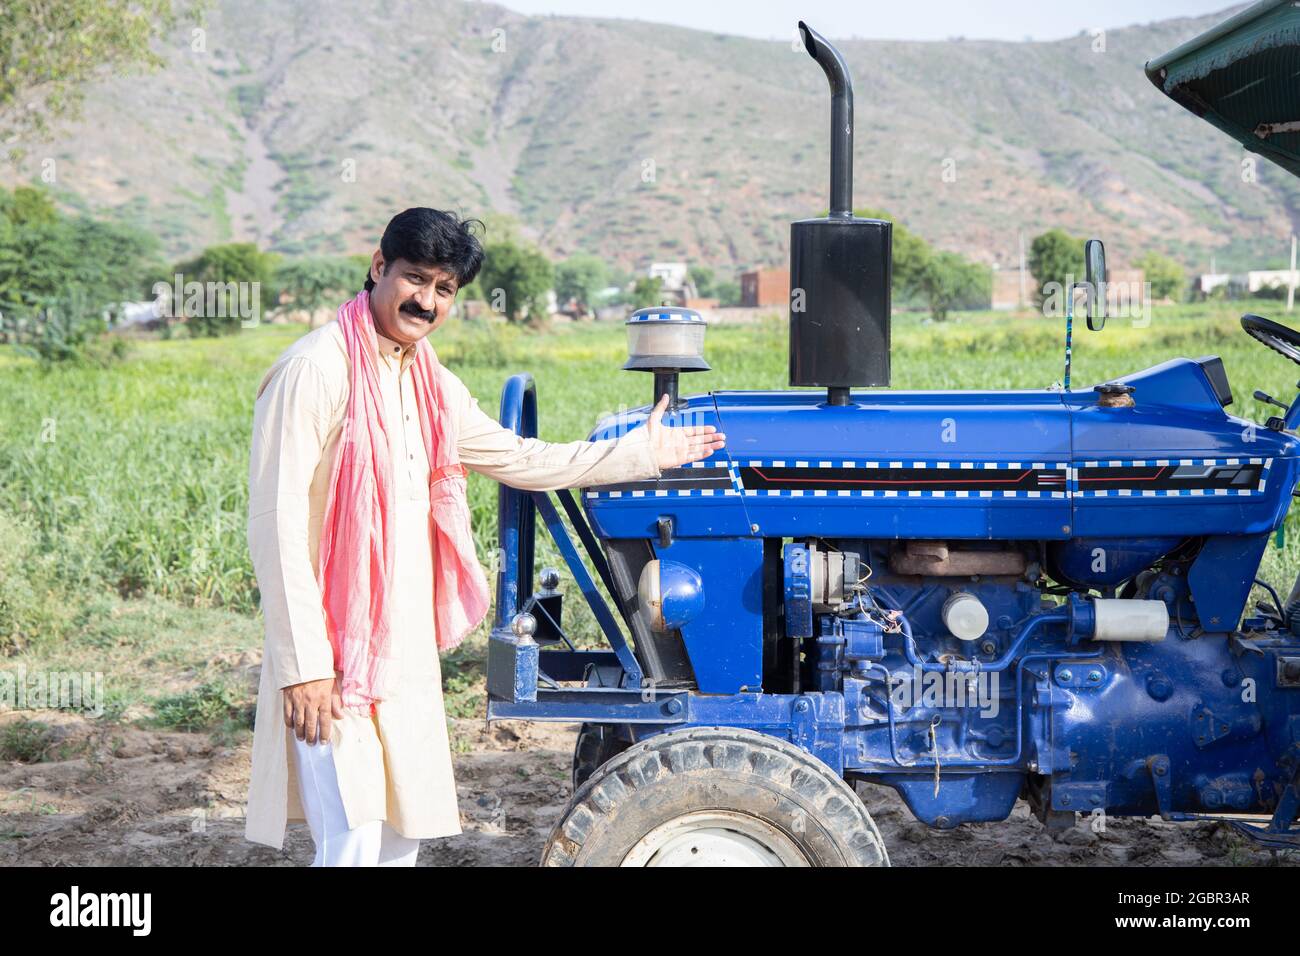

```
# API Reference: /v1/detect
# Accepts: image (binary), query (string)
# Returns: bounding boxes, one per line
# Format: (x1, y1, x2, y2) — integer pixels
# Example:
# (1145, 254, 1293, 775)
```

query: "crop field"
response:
(4, 301, 1300, 682)
(2, 300, 1298, 865)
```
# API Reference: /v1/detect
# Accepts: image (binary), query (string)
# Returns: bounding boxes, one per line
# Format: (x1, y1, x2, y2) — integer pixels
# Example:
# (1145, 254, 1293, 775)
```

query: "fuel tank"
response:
(584, 356, 1299, 543)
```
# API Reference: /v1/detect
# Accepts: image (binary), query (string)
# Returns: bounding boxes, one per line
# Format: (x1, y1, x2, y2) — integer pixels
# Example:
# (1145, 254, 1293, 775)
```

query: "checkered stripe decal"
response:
(583, 458, 1274, 499)
(1071, 457, 1269, 498)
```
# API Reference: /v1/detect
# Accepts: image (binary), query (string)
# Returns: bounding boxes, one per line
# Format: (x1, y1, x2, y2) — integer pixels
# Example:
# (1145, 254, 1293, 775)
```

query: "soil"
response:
(0, 711, 1292, 867)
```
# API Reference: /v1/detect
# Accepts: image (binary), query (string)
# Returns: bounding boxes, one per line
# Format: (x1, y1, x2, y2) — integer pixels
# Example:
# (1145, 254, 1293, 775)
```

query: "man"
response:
(243, 208, 725, 866)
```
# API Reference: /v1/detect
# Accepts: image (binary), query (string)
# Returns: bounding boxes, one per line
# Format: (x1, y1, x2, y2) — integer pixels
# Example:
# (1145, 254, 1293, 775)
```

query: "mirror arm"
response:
(1063, 282, 1079, 392)
(1284, 391, 1300, 431)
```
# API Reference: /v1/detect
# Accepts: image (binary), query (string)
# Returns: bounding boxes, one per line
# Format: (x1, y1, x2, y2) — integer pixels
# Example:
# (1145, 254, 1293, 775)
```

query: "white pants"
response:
(290, 735, 421, 867)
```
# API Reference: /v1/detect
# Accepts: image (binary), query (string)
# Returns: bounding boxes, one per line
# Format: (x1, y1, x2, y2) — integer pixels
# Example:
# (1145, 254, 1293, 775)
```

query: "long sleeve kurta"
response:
(244, 317, 661, 850)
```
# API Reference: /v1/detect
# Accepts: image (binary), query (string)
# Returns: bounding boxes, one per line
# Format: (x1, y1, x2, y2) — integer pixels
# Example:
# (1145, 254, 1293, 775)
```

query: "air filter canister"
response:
(1091, 599, 1169, 642)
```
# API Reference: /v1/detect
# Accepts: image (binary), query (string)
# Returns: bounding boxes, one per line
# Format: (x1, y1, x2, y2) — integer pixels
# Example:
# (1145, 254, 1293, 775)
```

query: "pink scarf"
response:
(317, 291, 490, 713)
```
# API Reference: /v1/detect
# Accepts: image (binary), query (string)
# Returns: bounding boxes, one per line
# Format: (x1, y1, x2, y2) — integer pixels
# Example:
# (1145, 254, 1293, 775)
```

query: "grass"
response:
(3, 299, 1300, 729)
(149, 679, 253, 734)
(0, 718, 55, 763)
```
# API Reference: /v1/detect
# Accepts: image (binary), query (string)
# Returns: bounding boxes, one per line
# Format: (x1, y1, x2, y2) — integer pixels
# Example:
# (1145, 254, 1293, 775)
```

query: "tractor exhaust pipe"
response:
(798, 21, 853, 218)
(788, 22, 893, 401)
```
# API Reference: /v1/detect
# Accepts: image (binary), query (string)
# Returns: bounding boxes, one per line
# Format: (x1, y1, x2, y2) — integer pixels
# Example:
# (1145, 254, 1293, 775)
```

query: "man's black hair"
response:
(364, 208, 485, 292)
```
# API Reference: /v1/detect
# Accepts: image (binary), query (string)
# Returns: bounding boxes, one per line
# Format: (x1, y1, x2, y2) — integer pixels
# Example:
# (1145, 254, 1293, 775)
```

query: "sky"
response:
(492, 0, 1241, 42)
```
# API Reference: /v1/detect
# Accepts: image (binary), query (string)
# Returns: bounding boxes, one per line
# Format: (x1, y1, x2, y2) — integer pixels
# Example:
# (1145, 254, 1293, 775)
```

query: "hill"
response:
(4, 0, 1297, 274)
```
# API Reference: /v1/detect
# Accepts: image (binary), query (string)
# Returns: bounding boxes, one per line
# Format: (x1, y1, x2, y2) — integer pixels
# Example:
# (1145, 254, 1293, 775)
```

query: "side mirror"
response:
(1084, 239, 1107, 331)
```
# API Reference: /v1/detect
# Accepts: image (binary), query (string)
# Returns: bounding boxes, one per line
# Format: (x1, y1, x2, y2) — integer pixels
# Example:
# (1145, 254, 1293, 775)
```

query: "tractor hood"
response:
(1146, 0, 1300, 178)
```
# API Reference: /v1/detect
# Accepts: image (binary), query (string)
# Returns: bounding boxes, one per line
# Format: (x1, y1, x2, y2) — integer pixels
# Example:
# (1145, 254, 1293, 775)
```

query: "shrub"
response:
(1137, 251, 1187, 301)
(0, 511, 75, 654)
(0, 719, 55, 763)
(151, 680, 249, 732)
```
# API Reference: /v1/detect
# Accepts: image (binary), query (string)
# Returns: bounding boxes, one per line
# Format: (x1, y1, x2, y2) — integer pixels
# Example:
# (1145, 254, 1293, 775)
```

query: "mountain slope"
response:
(5, 0, 1296, 274)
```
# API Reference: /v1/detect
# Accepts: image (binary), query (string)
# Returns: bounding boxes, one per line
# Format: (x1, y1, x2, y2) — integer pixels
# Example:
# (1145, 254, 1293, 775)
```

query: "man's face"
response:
(367, 252, 460, 346)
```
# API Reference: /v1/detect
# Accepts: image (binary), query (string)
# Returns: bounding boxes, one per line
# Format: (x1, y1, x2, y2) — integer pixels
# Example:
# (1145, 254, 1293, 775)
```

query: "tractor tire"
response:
(542, 726, 889, 867)
(572, 723, 630, 792)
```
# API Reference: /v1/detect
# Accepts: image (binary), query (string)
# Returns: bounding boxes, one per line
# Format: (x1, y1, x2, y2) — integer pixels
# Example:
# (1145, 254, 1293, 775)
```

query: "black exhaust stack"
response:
(789, 21, 892, 405)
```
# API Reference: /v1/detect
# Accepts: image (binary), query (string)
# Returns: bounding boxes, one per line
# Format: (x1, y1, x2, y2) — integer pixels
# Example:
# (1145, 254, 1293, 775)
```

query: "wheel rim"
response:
(621, 810, 812, 867)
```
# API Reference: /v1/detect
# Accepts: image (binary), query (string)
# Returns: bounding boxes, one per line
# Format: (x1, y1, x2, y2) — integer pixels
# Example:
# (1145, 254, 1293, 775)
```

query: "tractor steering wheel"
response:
(1242, 313, 1300, 366)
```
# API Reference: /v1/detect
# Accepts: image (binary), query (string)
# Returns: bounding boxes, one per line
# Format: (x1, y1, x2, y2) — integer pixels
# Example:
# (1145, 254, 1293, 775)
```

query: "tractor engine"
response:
(569, 339, 1300, 831)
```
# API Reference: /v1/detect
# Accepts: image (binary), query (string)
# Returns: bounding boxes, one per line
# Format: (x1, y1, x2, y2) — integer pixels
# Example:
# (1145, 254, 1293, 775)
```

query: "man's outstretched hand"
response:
(646, 393, 726, 469)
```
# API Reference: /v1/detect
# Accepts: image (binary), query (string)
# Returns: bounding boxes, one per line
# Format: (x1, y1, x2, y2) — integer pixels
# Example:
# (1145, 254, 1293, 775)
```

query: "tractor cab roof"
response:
(1146, 0, 1300, 178)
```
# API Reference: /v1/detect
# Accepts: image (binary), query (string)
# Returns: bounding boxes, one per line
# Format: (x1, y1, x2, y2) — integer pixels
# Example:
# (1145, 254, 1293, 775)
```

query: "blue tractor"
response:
(486, 9, 1300, 866)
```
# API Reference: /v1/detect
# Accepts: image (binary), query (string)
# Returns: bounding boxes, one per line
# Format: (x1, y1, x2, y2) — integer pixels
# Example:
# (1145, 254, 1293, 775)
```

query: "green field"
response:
(3, 301, 1300, 731)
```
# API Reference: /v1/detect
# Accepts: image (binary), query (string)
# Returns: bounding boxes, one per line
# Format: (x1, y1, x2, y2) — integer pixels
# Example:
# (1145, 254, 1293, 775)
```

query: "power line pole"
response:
(1289, 233, 1297, 313)
(1018, 231, 1027, 309)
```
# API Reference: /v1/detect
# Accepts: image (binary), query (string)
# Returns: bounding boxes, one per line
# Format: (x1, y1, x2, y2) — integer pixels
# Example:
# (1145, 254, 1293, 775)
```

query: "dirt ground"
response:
(0, 710, 1294, 867)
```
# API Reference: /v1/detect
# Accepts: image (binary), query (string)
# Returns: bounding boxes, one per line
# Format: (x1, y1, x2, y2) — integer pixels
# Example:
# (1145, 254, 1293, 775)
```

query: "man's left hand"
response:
(646, 394, 727, 469)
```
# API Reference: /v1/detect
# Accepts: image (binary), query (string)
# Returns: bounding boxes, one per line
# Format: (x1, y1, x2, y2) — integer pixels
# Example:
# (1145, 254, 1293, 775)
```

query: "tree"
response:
(1028, 229, 1085, 308)
(714, 278, 741, 307)
(916, 251, 992, 321)
(688, 265, 717, 299)
(0, 186, 159, 360)
(0, 196, 66, 315)
(630, 276, 665, 309)
(0, 186, 161, 319)
(175, 242, 278, 336)
(852, 207, 989, 319)
(687, 265, 743, 305)
(1, 1, 192, 155)
(1136, 251, 1186, 301)
(478, 237, 554, 324)
(76, 216, 166, 315)
(5, 186, 57, 227)
(554, 254, 608, 317)
(274, 256, 363, 317)
(854, 207, 933, 298)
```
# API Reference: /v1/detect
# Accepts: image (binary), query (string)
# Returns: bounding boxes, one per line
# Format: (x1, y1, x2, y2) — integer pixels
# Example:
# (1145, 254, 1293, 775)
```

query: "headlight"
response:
(637, 559, 705, 632)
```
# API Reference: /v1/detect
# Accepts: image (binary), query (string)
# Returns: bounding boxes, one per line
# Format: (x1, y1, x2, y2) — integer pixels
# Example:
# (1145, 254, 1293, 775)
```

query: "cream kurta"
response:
(244, 317, 661, 850)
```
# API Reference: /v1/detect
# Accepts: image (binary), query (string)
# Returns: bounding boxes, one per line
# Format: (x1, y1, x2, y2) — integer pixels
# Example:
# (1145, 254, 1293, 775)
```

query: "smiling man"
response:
(243, 208, 724, 866)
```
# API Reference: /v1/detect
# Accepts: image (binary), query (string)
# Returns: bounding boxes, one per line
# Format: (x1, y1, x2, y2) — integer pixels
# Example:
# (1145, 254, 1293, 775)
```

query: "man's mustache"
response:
(399, 300, 438, 323)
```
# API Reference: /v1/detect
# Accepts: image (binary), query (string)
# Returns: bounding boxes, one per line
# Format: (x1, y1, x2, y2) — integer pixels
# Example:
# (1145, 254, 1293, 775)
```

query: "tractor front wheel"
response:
(542, 726, 889, 867)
